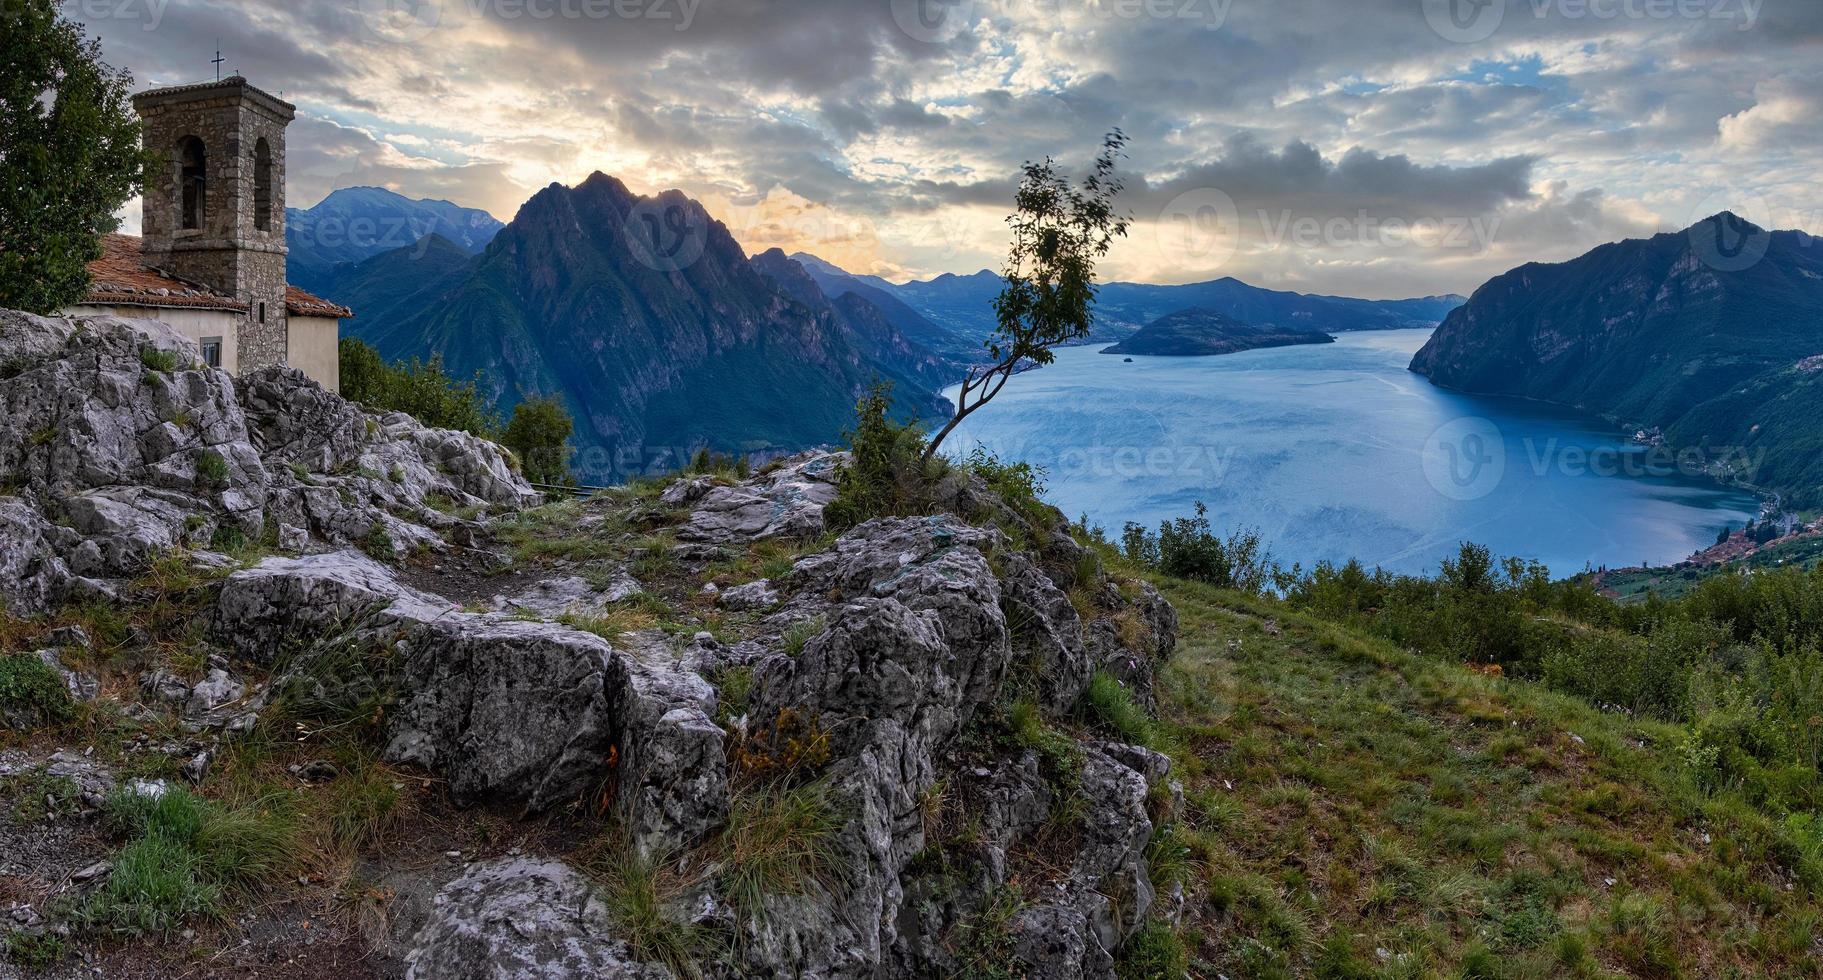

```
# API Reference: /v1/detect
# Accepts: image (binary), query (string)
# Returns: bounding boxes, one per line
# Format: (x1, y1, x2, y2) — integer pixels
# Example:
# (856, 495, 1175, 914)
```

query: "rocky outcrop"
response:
(723, 515, 1172, 978)
(0, 321, 1181, 980)
(0, 310, 538, 614)
(214, 552, 725, 853)
(675, 451, 841, 544)
(404, 858, 672, 980)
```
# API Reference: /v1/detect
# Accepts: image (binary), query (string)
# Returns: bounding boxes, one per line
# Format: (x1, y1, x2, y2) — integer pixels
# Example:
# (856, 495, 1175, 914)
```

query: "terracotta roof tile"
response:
(81, 235, 352, 319)
(286, 285, 353, 319)
(83, 235, 247, 312)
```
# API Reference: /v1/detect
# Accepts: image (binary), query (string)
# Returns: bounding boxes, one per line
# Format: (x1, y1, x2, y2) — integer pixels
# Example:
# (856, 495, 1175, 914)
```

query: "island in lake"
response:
(1100, 307, 1335, 357)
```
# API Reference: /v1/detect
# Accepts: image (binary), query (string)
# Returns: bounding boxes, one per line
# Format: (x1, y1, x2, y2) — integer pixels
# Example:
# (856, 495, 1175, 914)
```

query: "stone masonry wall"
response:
(134, 80, 294, 375)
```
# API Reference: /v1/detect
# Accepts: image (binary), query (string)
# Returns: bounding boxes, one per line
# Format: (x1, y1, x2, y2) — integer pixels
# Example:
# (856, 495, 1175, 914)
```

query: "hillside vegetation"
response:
(1139, 572, 1823, 977)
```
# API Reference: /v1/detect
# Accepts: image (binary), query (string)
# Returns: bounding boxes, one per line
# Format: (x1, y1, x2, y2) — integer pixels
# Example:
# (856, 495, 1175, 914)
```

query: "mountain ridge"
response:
(798, 258, 1465, 349)
(1411, 212, 1823, 506)
(338, 174, 954, 481)
(286, 186, 505, 295)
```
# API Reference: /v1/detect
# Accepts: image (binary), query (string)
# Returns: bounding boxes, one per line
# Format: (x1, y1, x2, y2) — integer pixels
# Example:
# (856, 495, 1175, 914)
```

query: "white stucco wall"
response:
(65, 303, 241, 371)
(63, 304, 342, 395)
(288, 315, 341, 394)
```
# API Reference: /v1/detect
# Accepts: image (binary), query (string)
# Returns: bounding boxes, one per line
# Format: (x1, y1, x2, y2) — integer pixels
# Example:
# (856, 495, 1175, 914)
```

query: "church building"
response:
(65, 76, 350, 392)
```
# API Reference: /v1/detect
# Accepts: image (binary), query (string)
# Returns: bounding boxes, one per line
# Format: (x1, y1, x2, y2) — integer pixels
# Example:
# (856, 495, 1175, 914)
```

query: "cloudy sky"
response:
(72, 0, 1823, 298)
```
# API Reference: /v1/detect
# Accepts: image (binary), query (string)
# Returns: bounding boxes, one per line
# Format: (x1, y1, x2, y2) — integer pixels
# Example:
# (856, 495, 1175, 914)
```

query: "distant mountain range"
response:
(286, 187, 504, 295)
(320, 175, 953, 481)
(303, 178, 1469, 482)
(800, 260, 1463, 350)
(1412, 213, 1823, 507)
(1101, 308, 1336, 357)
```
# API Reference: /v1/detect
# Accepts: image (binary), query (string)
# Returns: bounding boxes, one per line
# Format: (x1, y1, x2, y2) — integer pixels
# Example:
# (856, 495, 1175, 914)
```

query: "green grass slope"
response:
(1144, 576, 1823, 978)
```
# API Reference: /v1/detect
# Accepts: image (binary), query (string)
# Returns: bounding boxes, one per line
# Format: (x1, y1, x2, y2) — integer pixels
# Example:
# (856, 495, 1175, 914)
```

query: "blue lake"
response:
(941, 329, 1760, 578)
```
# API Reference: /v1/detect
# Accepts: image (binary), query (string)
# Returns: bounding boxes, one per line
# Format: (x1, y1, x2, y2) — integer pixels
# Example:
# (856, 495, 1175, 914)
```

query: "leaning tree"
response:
(922, 130, 1132, 462)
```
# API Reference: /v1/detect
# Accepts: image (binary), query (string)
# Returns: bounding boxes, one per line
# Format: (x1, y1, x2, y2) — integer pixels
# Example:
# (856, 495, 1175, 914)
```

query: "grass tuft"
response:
(718, 780, 844, 917)
(86, 786, 294, 936)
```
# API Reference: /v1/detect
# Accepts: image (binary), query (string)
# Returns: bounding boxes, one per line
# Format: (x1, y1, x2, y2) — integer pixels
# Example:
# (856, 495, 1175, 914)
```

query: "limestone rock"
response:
(213, 551, 456, 664)
(1000, 550, 1092, 713)
(493, 573, 642, 619)
(1084, 579, 1179, 712)
(217, 552, 727, 853)
(717, 578, 779, 611)
(0, 498, 70, 614)
(404, 858, 673, 980)
(737, 517, 1014, 976)
(676, 452, 840, 543)
(0, 311, 540, 615)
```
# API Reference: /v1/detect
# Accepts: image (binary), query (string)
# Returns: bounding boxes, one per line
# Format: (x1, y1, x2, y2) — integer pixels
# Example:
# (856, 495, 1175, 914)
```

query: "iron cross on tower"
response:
(213, 45, 225, 81)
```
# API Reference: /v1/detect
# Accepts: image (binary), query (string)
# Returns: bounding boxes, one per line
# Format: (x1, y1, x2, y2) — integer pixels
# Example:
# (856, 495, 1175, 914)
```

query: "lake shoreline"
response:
(943, 330, 1758, 578)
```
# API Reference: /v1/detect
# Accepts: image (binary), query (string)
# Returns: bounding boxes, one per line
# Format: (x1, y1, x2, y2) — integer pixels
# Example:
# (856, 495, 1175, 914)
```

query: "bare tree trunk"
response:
(921, 357, 1017, 464)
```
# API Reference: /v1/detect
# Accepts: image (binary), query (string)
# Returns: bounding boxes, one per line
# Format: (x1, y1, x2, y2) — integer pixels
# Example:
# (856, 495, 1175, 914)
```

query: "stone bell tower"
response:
(134, 77, 294, 374)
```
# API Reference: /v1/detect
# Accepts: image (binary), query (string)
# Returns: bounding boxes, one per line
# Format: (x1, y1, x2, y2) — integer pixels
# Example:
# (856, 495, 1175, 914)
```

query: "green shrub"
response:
(682, 448, 749, 480)
(825, 383, 941, 531)
(138, 347, 181, 372)
(967, 447, 1053, 535)
(324, 760, 402, 853)
(782, 616, 826, 658)
(502, 395, 576, 487)
(360, 526, 395, 560)
(1115, 921, 1190, 979)
(0, 652, 75, 727)
(5, 930, 67, 969)
(592, 842, 713, 977)
(718, 781, 844, 916)
(338, 338, 500, 435)
(1121, 504, 1277, 595)
(195, 448, 230, 486)
(1082, 670, 1159, 747)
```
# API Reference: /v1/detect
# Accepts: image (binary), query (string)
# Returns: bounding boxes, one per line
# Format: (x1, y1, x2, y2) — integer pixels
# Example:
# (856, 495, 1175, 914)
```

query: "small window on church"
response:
(201, 338, 223, 369)
(254, 138, 273, 232)
(179, 136, 207, 230)
(258, 302, 267, 324)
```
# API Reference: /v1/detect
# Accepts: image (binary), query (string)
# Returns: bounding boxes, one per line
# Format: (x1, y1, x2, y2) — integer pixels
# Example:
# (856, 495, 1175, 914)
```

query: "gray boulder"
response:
(404, 858, 673, 980)
(493, 573, 643, 619)
(216, 552, 727, 854)
(676, 452, 840, 544)
(0, 498, 71, 626)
